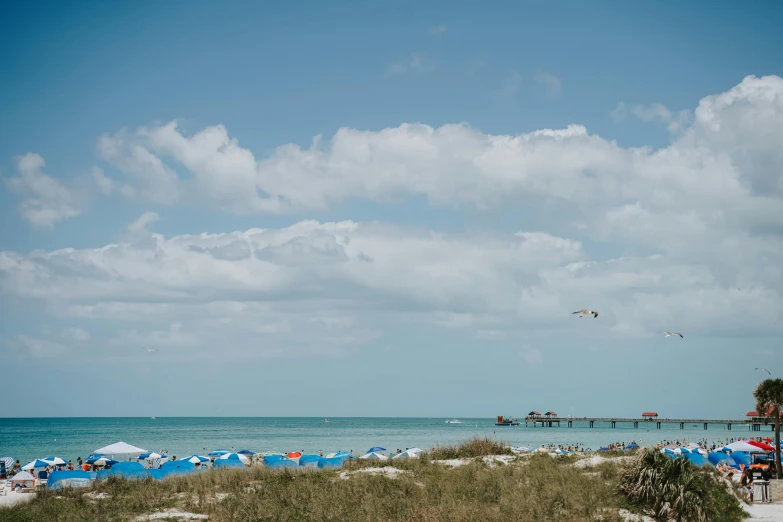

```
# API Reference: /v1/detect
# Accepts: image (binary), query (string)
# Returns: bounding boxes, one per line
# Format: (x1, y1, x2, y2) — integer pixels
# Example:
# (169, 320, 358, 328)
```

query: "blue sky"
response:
(1, 0, 783, 418)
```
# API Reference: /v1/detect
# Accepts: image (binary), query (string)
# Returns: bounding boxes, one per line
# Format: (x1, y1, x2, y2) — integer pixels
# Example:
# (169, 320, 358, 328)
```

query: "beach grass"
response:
(1, 453, 625, 522)
(427, 436, 513, 459)
(1, 441, 748, 522)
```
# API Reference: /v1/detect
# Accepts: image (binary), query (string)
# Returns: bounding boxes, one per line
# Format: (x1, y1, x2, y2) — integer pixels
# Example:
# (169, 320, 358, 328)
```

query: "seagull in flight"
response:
(572, 309, 599, 318)
(144, 346, 158, 353)
(664, 332, 684, 338)
(756, 368, 772, 376)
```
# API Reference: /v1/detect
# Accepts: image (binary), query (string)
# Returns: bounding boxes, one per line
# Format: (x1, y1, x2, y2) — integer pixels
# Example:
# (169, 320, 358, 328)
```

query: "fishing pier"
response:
(524, 415, 775, 431)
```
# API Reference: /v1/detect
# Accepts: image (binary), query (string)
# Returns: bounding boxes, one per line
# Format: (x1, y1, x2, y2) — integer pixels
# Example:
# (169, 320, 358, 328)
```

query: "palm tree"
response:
(754, 378, 783, 479)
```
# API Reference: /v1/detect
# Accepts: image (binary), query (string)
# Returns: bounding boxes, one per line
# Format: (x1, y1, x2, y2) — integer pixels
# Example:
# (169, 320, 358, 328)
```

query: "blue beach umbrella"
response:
(22, 460, 51, 471)
(237, 450, 255, 456)
(208, 450, 230, 457)
(625, 443, 638, 450)
(42, 457, 68, 466)
(182, 455, 210, 464)
(218, 453, 250, 463)
(367, 447, 386, 453)
(598, 447, 610, 452)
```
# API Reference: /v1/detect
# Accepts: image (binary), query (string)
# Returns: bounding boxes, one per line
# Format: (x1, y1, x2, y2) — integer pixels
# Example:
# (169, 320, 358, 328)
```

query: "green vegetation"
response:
(754, 378, 783, 479)
(0, 440, 749, 522)
(618, 449, 747, 522)
(427, 436, 513, 459)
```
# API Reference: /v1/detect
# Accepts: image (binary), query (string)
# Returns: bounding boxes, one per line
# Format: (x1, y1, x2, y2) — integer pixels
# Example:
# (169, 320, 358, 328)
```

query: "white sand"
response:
(744, 503, 783, 521)
(573, 455, 632, 468)
(134, 509, 208, 521)
(0, 490, 35, 507)
(435, 455, 518, 468)
(339, 467, 411, 480)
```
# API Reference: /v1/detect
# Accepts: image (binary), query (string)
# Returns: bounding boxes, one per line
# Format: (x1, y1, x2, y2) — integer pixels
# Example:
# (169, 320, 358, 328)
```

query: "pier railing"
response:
(523, 416, 775, 431)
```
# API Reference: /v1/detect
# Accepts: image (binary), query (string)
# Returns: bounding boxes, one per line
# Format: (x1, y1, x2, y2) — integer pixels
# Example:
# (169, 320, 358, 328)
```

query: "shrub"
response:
(428, 437, 513, 460)
(618, 449, 747, 522)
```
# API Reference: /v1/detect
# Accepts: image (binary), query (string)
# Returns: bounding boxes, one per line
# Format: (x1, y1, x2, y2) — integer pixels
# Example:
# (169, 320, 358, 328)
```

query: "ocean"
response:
(0, 417, 769, 464)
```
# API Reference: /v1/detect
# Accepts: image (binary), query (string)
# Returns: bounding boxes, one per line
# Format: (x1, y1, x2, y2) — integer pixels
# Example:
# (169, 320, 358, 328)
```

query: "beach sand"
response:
(0, 490, 35, 507)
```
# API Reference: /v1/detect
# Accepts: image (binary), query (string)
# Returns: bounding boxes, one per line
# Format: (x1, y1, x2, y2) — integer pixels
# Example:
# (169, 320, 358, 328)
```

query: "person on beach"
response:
(68, 460, 73, 470)
(741, 469, 754, 500)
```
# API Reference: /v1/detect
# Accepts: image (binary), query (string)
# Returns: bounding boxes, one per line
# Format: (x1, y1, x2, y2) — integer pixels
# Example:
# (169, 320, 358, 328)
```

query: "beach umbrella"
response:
(182, 455, 209, 464)
(87, 457, 118, 466)
(747, 440, 775, 451)
(287, 452, 303, 459)
(367, 447, 386, 453)
(359, 452, 388, 461)
(22, 459, 51, 471)
(763, 438, 773, 443)
(1, 457, 13, 468)
(393, 448, 423, 459)
(237, 450, 255, 456)
(42, 457, 68, 467)
(208, 450, 230, 457)
(218, 453, 250, 463)
(137, 452, 163, 460)
(725, 441, 764, 452)
(598, 447, 610, 452)
(511, 447, 530, 453)
(625, 443, 638, 450)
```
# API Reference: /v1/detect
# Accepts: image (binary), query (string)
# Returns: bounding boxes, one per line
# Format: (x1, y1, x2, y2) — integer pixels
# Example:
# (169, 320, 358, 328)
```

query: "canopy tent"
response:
(94, 442, 147, 455)
(683, 452, 711, 467)
(97, 462, 150, 481)
(10, 471, 35, 489)
(318, 457, 345, 469)
(47, 470, 92, 490)
(213, 459, 245, 469)
(708, 452, 740, 469)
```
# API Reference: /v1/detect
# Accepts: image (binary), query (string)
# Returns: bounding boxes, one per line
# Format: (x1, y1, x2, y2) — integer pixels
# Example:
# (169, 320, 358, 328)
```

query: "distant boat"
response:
(495, 415, 520, 426)
(151, 417, 156, 419)
(445, 419, 463, 424)
(322, 418, 329, 423)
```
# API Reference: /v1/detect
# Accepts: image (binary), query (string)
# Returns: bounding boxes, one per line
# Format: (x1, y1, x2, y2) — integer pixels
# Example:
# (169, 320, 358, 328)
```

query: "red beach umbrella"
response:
(287, 452, 302, 459)
(763, 438, 773, 443)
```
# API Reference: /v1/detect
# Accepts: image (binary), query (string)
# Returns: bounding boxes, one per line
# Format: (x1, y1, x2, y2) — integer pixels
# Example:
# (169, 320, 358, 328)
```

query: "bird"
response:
(664, 332, 684, 338)
(572, 309, 599, 318)
(144, 346, 158, 353)
(756, 368, 772, 376)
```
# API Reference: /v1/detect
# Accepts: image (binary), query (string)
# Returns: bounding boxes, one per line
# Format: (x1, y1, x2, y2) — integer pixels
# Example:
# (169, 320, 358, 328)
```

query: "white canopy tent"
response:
(94, 442, 147, 455)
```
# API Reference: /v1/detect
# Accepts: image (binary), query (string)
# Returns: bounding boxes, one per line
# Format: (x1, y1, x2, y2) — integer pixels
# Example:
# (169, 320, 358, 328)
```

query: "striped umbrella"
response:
(182, 455, 209, 464)
(22, 460, 51, 471)
(1, 457, 14, 469)
(42, 457, 68, 466)
(217, 453, 249, 463)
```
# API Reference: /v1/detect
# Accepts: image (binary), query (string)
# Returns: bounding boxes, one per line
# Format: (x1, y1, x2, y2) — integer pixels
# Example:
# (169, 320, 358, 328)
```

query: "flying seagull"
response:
(572, 309, 599, 318)
(664, 332, 684, 338)
(144, 346, 158, 353)
(756, 368, 772, 376)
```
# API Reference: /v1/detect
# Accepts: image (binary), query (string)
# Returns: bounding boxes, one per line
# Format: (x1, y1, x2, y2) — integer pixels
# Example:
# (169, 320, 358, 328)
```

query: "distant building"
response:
(642, 412, 658, 419)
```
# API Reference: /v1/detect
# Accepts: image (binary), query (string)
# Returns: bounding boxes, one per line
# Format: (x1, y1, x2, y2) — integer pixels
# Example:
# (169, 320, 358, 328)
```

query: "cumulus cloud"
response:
(14, 335, 69, 358)
(61, 327, 90, 341)
(4, 153, 85, 227)
(4, 75, 783, 361)
(128, 211, 160, 233)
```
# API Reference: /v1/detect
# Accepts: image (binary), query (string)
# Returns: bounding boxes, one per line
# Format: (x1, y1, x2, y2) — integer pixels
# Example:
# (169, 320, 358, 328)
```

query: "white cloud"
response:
(429, 24, 447, 36)
(384, 53, 435, 77)
(4, 75, 783, 361)
(128, 211, 159, 233)
(14, 335, 69, 358)
(61, 327, 90, 342)
(534, 71, 562, 98)
(4, 153, 85, 228)
(612, 101, 691, 133)
(92, 166, 135, 197)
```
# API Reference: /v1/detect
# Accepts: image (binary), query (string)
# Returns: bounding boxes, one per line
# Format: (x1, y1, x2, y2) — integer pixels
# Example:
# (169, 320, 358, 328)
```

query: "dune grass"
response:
(1, 452, 626, 522)
(427, 436, 513, 460)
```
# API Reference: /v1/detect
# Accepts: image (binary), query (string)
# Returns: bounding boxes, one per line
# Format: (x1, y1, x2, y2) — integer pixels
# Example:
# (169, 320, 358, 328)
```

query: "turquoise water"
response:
(0, 417, 769, 464)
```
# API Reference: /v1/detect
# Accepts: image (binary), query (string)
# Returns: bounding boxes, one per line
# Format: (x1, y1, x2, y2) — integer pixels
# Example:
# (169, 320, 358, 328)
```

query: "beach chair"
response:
(0, 480, 6, 496)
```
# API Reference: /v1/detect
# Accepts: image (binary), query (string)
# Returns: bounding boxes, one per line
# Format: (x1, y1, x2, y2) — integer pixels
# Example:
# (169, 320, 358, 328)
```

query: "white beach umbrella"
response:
(359, 452, 388, 461)
(22, 459, 50, 471)
(392, 448, 423, 459)
(182, 455, 210, 464)
(42, 457, 68, 466)
(218, 453, 250, 463)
